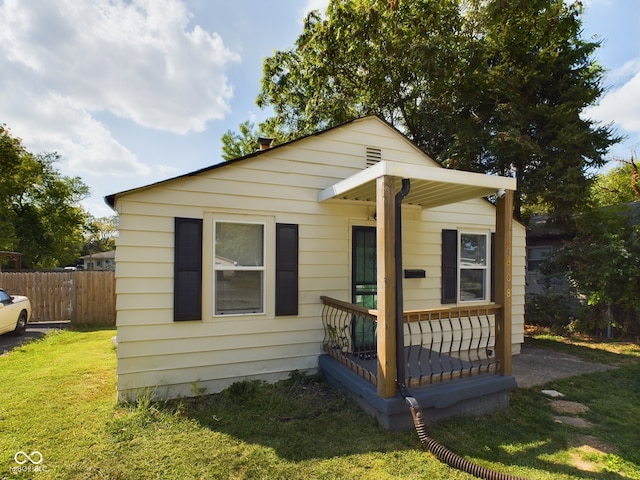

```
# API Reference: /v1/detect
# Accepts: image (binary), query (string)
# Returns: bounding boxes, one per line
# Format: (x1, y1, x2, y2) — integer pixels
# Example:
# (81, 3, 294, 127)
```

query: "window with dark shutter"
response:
(441, 229, 458, 304)
(275, 223, 298, 316)
(174, 217, 203, 321)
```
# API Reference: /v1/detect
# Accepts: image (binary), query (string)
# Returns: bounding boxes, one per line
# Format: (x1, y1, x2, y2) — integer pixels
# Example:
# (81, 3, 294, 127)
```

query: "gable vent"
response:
(365, 146, 382, 167)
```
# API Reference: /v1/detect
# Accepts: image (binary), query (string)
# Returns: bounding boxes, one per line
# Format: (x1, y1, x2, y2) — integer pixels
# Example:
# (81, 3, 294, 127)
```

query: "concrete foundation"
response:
(319, 354, 516, 431)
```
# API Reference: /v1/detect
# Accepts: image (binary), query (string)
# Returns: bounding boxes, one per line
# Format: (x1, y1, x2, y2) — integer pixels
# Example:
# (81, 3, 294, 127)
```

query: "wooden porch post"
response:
(495, 189, 514, 375)
(376, 175, 397, 398)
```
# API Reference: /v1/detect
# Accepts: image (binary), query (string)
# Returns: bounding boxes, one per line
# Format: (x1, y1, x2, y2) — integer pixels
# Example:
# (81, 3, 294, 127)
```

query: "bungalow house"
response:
(80, 250, 116, 271)
(106, 116, 525, 429)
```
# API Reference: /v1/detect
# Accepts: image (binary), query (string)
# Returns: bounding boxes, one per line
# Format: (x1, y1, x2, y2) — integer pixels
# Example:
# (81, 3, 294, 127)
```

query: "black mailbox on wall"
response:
(404, 269, 426, 279)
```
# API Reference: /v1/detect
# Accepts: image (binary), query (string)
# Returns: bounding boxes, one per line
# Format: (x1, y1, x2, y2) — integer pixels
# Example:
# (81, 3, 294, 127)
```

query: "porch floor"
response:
(320, 353, 516, 431)
(344, 345, 495, 384)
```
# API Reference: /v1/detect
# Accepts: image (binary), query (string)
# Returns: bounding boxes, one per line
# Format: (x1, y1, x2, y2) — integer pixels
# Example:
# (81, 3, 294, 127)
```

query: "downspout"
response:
(395, 178, 410, 385)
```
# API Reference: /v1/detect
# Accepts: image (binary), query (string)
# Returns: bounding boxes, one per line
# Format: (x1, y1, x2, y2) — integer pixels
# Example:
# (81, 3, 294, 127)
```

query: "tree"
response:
(542, 204, 640, 335)
(221, 120, 294, 161)
(475, 0, 620, 222)
(0, 126, 89, 269)
(221, 121, 260, 160)
(591, 157, 640, 207)
(226, 0, 619, 221)
(83, 215, 119, 256)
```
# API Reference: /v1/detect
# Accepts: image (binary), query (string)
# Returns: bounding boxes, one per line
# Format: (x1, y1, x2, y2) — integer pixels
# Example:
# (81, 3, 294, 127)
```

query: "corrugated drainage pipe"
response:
(399, 384, 526, 480)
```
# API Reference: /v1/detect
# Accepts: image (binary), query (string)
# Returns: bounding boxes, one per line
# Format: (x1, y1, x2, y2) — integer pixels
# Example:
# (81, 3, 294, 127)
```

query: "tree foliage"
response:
(591, 158, 640, 207)
(0, 125, 89, 269)
(221, 121, 260, 160)
(542, 204, 640, 334)
(224, 0, 620, 220)
(83, 215, 118, 256)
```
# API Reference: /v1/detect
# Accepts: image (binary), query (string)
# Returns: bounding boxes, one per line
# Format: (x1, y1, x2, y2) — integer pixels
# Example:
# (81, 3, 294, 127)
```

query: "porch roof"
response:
(318, 160, 517, 209)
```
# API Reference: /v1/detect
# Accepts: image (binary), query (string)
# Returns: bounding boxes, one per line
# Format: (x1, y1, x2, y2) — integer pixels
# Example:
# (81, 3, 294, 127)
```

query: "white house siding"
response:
(113, 117, 525, 400)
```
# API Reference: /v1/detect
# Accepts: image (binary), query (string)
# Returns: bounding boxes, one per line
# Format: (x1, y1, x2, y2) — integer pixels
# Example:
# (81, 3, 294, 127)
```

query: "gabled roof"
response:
(105, 116, 376, 208)
(105, 115, 516, 210)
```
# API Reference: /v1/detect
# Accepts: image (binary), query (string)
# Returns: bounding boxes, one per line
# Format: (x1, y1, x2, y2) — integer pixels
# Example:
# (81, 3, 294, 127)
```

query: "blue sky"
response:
(0, 0, 638, 217)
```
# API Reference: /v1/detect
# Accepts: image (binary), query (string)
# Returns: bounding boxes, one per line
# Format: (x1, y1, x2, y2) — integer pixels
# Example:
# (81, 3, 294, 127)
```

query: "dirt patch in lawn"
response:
(512, 344, 614, 389)
(569, 435, 619, 473)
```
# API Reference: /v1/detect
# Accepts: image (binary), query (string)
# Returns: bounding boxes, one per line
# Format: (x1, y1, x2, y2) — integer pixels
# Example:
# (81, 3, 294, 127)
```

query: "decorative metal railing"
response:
(321, 296, 378, 385)
(403, 305, 499, 387)
(321, 296, 501, 389)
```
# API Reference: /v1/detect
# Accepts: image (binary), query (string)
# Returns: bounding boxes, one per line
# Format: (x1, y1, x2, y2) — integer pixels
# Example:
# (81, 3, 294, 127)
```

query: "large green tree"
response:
(224, 0, 619, 221)
(477, 0, 620, 221)
(0, 125, 89, 269)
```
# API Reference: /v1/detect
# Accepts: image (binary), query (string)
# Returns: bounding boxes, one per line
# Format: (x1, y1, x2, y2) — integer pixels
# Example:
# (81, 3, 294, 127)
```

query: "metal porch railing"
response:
(321, 296, 378, 385)
(321, 296, 501, 389)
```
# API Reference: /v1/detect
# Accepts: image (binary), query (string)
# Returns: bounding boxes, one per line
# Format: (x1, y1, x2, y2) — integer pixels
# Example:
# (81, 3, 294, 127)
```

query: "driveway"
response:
(0, 322, 70, 356)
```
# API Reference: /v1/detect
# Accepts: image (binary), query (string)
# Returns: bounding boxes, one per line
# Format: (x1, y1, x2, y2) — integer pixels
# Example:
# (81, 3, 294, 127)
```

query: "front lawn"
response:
(1, 328, 638, 479)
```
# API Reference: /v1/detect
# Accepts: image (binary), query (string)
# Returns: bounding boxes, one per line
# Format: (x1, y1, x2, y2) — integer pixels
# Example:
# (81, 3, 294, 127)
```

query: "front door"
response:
(352, 226, 377, 355)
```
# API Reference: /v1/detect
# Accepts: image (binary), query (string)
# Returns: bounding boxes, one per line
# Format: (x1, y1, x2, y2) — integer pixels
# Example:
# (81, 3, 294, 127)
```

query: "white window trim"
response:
(213, 220, 267, 317)
(458, 230, 490, 304)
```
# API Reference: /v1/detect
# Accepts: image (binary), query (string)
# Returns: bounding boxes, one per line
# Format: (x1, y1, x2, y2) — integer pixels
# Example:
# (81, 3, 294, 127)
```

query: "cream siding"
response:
(112, 117, 525, 400)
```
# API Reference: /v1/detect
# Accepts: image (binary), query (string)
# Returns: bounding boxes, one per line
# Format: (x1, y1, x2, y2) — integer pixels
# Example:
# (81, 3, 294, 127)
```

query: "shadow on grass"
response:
(148, 371, 637, 479)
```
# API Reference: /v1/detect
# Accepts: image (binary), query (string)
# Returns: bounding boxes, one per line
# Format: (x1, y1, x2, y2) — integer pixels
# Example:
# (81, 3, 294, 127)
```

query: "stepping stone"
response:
(554, 415, 592, 428)
(550, 400, 590, 414)
(542, 389, 565, 398)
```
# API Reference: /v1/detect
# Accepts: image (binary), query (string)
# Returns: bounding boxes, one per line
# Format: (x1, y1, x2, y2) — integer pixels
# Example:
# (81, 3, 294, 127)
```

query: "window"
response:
(459, 232, 489, 302)
(442, 229, 492, 304)
(214, 221, 265, 315)
(527, 246, 551, 272)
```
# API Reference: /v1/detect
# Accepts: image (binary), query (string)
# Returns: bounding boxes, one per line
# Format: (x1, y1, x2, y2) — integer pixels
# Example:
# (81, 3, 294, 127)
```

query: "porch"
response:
(319, 296, 516, 430)
(317, 160, 518, 430)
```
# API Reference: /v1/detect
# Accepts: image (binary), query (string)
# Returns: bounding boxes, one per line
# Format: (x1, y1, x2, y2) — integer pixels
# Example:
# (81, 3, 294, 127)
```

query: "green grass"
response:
(1, 328, 639, 479)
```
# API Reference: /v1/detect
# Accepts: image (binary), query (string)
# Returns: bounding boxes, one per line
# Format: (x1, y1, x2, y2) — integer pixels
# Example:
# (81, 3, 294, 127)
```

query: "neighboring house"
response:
(525, 214, 572, 298)
(525, 202, 640, 311)
(106, 116, 526, 429)
(0, 251, 22, 272)
(80, 250, 116, 271)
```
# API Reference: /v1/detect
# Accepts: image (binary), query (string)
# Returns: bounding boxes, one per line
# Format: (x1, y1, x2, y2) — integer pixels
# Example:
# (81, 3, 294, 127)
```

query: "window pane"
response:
(460, 233, 487, 266)
(215, 271, 263, 314)
(216, 223, 264, 266)
(460, 269, 486, 301)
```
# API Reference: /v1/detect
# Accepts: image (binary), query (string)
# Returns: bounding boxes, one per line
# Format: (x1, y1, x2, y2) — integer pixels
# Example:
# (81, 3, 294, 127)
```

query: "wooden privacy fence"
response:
(0, 271, 115, 325)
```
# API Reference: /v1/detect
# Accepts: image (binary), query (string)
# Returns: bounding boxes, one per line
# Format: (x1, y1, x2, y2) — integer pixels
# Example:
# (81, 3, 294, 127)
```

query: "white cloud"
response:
(589, 67, 640, 134)
(606, 58, 640, 87)
(0, 0, 240, 177)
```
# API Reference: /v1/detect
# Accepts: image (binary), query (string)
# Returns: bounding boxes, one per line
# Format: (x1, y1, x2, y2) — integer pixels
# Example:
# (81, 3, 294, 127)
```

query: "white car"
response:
(0, 288, 31, 336)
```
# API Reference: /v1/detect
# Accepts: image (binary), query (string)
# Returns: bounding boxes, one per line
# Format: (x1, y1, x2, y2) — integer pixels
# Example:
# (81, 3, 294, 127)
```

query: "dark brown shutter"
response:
(441, 229, 457, 304)
(275, 223, 298, 316)
(174, 217, 202, 321)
